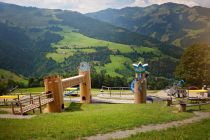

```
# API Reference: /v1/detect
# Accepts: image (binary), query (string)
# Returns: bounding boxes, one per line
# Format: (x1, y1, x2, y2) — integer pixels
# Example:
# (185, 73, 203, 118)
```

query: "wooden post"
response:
(141, 75, 147, 103)
(179, 103, 186, 112)
(38, 97, 42, 113)
(44, 75, 64, 113)
(79, 70, 91, 103)
(11, 102, 15, 114)
(3, 99, 6, 106)
(30, 93, 35, 113)
(134, 73, 141, 104)
(166, 99, 172, 106)
(20, 102, 23, 115)
(134, 73, 147, 104)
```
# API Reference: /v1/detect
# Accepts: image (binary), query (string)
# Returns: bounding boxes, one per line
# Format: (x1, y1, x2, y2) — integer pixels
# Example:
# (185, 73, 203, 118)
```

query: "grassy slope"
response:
(0, 69, 28, 85)
(123, 118, 210, 140)
(0, 103, 192, 140)
(46, 27, 135, 63)
(46, 27, 162, 77)
(95, 55, 132, 77)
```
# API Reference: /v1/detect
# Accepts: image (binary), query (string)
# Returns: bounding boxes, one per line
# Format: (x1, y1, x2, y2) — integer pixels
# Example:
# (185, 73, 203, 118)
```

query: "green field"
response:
(47, 27, 134, 63)
(17, 87, 45, 93)
(0, 69, 28, 85)
(123, 118, 210, 140)
(0, 102, 192, 140)
(46, 26, 164, 63)
(44, 26, 176, 79)
(95, 55, 132, 77)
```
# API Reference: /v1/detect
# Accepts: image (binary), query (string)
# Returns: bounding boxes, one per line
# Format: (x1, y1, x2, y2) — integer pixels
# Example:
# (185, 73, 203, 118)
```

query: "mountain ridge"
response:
(0, 2, 183, 89)
(87, 2, 210, 47)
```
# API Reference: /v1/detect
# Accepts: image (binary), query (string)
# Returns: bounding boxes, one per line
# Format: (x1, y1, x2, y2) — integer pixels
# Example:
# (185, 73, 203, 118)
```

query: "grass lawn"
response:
(17, 87, 45, 93)
(123, 118, 210, 140)
(0, 102, 192, 140)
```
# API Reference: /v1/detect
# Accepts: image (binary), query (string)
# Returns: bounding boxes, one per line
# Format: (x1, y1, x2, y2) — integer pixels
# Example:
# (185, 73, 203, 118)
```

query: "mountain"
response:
(0, 2, 183, 89)
(87, 2, 210, 47)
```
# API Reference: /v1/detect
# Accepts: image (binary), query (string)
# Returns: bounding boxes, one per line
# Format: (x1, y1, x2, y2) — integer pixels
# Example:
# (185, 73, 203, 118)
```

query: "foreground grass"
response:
(0, 103, 192, 140)
(123, 118, 210, 140)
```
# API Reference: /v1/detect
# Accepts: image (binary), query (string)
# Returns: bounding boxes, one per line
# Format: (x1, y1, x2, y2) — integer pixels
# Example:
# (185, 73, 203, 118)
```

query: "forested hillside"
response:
(87, 3, 210, 48)
(0, 2, 184, 89)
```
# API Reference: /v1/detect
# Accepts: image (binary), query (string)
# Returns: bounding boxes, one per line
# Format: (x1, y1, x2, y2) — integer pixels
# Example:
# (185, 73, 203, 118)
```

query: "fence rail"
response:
(11, 92, 54, 115)
(101, 86, 131, 97)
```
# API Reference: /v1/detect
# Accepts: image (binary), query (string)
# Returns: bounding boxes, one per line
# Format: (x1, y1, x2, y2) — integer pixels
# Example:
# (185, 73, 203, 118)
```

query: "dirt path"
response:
(83, 111, 210, 140)
(0, 114, 36, 119)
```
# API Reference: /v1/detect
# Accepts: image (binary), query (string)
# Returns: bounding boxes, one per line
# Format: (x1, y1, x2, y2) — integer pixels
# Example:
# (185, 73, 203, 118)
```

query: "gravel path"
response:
(83, 111, 210, 140)
(65, 90, 171, 104)
(0, 114, 36, 119)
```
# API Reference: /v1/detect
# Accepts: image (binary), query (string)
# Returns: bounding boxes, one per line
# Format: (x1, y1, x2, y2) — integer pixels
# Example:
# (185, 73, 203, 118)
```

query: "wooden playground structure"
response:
(133, 62, 148, 104)
(11, 92, 54, 115)
(10, 62, 92, 114)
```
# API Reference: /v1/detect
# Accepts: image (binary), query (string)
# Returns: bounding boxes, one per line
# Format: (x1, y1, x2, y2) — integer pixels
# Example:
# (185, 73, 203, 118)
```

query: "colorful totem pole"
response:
(132, 62, 148, 104)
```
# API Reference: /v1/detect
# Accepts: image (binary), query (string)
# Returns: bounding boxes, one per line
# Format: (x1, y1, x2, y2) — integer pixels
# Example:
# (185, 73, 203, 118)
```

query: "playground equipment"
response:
(0, 95, 24, 106)
(44, 62, 91, 113)
(64, 87, 79, 96)
(100, 86, 131, 97)
(165, 80, 187, 98)
(11, 92, 54, 115)
(188, 89, 208, 98)
(132, 62, 148, 104)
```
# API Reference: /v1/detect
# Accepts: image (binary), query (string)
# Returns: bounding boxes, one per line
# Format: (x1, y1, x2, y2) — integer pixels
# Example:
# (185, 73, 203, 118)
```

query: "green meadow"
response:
(95, 55, 132, 77)
(0, 102, 192, 140)
(0, 69, 28, 85)
(47, 27, 134, 63)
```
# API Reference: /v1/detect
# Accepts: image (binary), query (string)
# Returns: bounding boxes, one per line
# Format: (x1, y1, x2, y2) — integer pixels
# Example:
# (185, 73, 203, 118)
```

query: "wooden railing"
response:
(11, 92, 54, 115)
(101, 86, 131, 97)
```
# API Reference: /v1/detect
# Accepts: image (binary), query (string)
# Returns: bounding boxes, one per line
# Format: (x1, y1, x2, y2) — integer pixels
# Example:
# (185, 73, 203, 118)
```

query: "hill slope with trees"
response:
(87, 3, 210, 48)
(0, 2, 185, 90)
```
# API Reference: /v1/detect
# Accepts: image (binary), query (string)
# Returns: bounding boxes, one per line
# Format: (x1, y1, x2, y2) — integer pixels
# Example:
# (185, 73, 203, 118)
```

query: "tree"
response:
(175, 44, 210, 87)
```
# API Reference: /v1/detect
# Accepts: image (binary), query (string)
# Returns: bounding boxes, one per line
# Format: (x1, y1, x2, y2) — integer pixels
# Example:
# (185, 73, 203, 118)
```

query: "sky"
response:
(0, 0, 209, 13)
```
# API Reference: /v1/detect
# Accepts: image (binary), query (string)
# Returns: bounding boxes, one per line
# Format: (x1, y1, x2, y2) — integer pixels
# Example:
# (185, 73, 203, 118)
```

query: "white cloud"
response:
(0, 0, 135, 13)
(0, 0, 209, 13)
(130, 0, 209, 8)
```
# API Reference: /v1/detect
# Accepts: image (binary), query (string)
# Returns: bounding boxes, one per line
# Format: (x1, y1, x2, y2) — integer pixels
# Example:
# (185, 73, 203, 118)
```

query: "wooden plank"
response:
(22, 98, 54, 112)
(62, 75, 84, 89)
(13, 92, 54, 115)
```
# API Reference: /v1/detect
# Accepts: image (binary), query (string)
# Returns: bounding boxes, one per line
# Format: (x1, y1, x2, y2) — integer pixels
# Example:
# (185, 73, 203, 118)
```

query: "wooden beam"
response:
(62, 75, 85, 89)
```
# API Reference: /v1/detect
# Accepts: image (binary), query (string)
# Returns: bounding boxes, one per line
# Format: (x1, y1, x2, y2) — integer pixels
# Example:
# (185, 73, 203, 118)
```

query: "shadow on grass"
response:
(65, 102, 83, 112)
